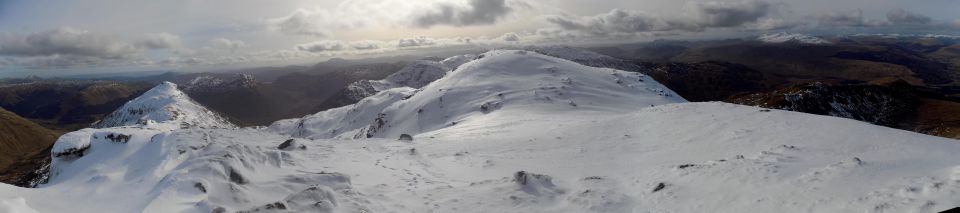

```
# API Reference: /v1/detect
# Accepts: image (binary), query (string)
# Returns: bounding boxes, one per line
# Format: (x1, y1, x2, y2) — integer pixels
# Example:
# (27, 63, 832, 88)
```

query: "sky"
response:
(1, 0, 959, 77)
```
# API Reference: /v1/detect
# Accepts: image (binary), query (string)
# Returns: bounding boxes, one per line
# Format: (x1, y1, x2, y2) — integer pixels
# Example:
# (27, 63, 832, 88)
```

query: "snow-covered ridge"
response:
(339, 54, 478, 104)
(93, 82, 234, 129)
(759, 32, 832, 45)
(270, 50, 684, 139)
(181, 74, 257, 94)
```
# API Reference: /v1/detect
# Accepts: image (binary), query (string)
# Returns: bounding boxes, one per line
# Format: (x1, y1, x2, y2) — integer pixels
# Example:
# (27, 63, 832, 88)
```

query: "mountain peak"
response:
(93, 82, 234, 129)
(271, 49, 685, 139)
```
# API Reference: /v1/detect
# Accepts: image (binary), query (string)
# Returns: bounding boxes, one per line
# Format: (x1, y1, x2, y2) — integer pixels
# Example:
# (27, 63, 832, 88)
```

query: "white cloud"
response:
(349, 40, 385, 50)
(500, 32, 521, 42)
(397, 36, 438, 48)
(267, 9, 335, 37)
(210, 38, 246, 52)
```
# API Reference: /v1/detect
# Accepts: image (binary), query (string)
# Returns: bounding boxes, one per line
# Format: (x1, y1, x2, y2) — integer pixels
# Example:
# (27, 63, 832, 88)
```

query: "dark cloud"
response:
(412, 0, 515, 28)
(817, 9, 933, 27)
(295, 40, 345, 52)
(886, 9, 932, 25)
(0, 27, 138, 59)
(690, 0, 778, 28)
(817, 10, 873, 27)
(545, 1, 782, 35)
(545, 10, 682, 35)
(135, 33, 180, 49)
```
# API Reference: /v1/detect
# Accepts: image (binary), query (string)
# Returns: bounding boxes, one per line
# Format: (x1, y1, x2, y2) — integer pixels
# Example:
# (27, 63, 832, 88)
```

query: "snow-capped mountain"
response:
(337, 55, 477, 104)
(93, 82, 234, 129)
(270, 50, 683, 139)
(181, 74, 257, 94)
(759, 32, 832, 45)
(1, 50, 958, 213)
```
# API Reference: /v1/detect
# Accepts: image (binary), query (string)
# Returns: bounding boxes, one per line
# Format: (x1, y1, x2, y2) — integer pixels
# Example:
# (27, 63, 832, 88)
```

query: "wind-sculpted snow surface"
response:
(271, 50, 685, 139)
(93, 82, 234, 129)
(1, 50, 959, 213)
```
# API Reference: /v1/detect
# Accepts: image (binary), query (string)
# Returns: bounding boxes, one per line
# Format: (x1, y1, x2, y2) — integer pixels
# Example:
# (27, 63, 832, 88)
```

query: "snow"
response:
(342, 54, 477, 102)
(93, 82, 234, 129)
(0, 197, 39, 213)
(1, 50, 958, 213)
(273, 50, 683, 139)
(759, 32, 832, 45)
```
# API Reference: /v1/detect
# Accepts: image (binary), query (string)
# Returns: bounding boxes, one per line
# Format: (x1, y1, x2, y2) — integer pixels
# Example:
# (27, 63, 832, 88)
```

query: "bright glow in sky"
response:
(0, 0, 958, 76)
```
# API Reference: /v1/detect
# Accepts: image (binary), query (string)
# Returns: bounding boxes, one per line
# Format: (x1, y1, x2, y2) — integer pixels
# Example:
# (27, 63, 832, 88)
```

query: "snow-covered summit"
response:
(270, 50, 684, 139)
(339, 54, 478, 103)
(759, 32, 832, 45)
(93, 82, 234, 129)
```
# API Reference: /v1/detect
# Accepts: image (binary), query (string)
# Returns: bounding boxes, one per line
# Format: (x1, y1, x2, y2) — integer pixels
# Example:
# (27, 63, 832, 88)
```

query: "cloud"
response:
(886, 8, 931, 25)
(747, 17, 803, 31)
(412, 0, 516, 28)
(0, 27, 138, 59)
(295, 40, 346, 52)
(544, 1, 783, 35)
(817, 9, 932, 27)
(688, 0, 780, 28)
(349, 40, 384, 50)
(500, 32, 520, 42)
(545, 10, 681, 35)
(210, 38, 246, 52)
(397, 36, 437, 48)
(817, 10, 876, 27)
(267, 9, 335, 37)
(136, 33, 181, 49)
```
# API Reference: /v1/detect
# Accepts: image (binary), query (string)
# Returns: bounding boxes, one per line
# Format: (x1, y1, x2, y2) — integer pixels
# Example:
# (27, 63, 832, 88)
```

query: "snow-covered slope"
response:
(759, 32, 832, 45)
(271, 50, 683, 139)
(339, 54, 478, 104)
(93, 82, 234, 129)
(1, 50, 958, 213)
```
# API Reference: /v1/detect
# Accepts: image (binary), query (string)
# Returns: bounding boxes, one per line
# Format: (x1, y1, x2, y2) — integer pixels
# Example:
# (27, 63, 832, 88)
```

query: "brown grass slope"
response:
(0, 108, 58, 172)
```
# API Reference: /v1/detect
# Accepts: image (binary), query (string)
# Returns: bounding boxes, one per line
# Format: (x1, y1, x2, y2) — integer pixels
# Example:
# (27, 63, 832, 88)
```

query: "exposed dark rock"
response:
(194, 182, 207, 193)
(53, 145, 91, 160)
(228, 168, 247, 185)
(399, 134, 414, 141)
(652, 182, 667, 192)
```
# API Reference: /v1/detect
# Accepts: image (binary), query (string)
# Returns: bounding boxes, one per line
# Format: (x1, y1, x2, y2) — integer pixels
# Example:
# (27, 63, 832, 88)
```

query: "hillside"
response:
(0, 50, 957, 213)
(0, 80, 151, 131)
(0, 108, 59, 186)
